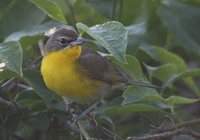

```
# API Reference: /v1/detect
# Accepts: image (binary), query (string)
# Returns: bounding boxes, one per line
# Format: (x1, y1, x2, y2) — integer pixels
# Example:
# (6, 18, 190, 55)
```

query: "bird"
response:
(40, 28, 159, 106)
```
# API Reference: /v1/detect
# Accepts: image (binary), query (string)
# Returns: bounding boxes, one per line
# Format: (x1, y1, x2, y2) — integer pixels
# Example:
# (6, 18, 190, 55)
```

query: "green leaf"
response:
(140, 45, 200, 96)
(0, 41, 23, 76)
(110, 55, 143, 80)
(72, 0, 108, 25)
(85, 0, 113, 19)
(0, 70, 18, 81)
(29, 0, 67, 23)
(76, 23, 89, 35)
(119, 0, 150, 25)
(110, 55, 160, 105)
(15, 122, 34, 139)
(86, 0, 151, 25)
(4, 114, 22, 138)
(126, 21, 147, 53)
(163, 69, 200, 92)
(26, 113, 49, 130)
(158, 0, 200, 55)
(166, 96, 199, 106)
(76, 21, 128, 63)
(144, 63, 178, 82)
(140, 46, 186, 72)
(17, 98, 44, 110)
(53, 0, 69, 16)
(122, 86, 159, 105)
(122, 86, 199, 112)
(5, 21, 66, 42)
(0, 0, 46, 37)
(165, 95, 199, 113)
(94, 113, 115, 129)
(23, 69, 54, 108)
(104, 104, 165, 116)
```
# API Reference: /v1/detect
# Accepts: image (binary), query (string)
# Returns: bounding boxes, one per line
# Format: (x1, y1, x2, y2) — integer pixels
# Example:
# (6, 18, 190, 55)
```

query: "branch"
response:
(188, 130, 200, 138)
(127, 128, 187, 140)
(169, 119, 200, 131)
(127, 119, 200, 140)
(76, 120, 92, 140)
(151, 118, 200, 133)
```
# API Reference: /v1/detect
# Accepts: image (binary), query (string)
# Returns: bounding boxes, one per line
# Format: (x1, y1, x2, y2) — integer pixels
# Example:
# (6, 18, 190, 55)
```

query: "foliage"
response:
(0, 0, 200, 140)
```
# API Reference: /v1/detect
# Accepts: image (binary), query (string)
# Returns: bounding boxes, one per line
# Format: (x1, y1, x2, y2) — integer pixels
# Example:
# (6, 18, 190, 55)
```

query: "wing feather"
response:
(78, 46, 129, 84)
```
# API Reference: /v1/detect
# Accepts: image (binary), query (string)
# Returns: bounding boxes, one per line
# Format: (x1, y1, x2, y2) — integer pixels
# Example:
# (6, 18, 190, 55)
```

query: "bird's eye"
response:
(58, 37, 67, 46)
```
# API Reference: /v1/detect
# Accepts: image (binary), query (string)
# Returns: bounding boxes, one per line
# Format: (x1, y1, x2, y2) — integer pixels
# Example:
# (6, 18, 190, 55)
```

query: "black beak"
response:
(69, 37, 86, 47)
(69, 37, 105, 50)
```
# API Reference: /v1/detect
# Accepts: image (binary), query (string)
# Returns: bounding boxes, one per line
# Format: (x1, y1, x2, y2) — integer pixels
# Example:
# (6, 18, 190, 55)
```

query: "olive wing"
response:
(78, 46, 129, 84)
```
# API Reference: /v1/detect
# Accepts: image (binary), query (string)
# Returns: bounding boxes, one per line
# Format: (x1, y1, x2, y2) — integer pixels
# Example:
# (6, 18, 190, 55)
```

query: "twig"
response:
(1, 55, 41, 93)
(187, 130, 200, 138)
(170, 119, 200, 131)
(17, 83, 33, 91)
(1, 77, 17, 91)
(95, 124, 122, 140)
(112, 0, 117, 20)
(81, 112, 122, 140)
(149, 115, 176, 134)
(155, 118, 200, 133)
(73, 101, 101, 123)
(128, 118, 200, 140)
(24, 56, 42, 69)
(76, 120, 93, 140)
(127, 128, 187, 140)
(118, 0, 123, 21)
(69, 101, 122, 140)
(68, 103, 94, 140)
(66, 0, 77, 26)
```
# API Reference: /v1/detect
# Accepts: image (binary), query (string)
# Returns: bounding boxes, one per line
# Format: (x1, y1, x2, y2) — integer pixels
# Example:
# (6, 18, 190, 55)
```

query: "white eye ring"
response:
(58, 37, 67, 46)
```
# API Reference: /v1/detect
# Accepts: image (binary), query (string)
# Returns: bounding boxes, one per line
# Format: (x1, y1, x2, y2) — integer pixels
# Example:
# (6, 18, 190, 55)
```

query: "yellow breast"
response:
(41, 45, 105, 103)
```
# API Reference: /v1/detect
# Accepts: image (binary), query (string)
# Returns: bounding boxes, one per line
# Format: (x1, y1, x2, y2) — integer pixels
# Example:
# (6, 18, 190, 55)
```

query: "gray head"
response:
(42, 28, 79, 55)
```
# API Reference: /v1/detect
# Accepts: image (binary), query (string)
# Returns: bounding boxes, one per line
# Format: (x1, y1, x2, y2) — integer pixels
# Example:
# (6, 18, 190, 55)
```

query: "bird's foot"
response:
(72, 100, 102, 124)
(66, 101, 76, 114)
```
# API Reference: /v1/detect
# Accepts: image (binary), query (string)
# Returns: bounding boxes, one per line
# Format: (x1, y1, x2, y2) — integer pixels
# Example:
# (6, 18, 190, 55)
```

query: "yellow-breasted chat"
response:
(41, 28, 159, 105)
